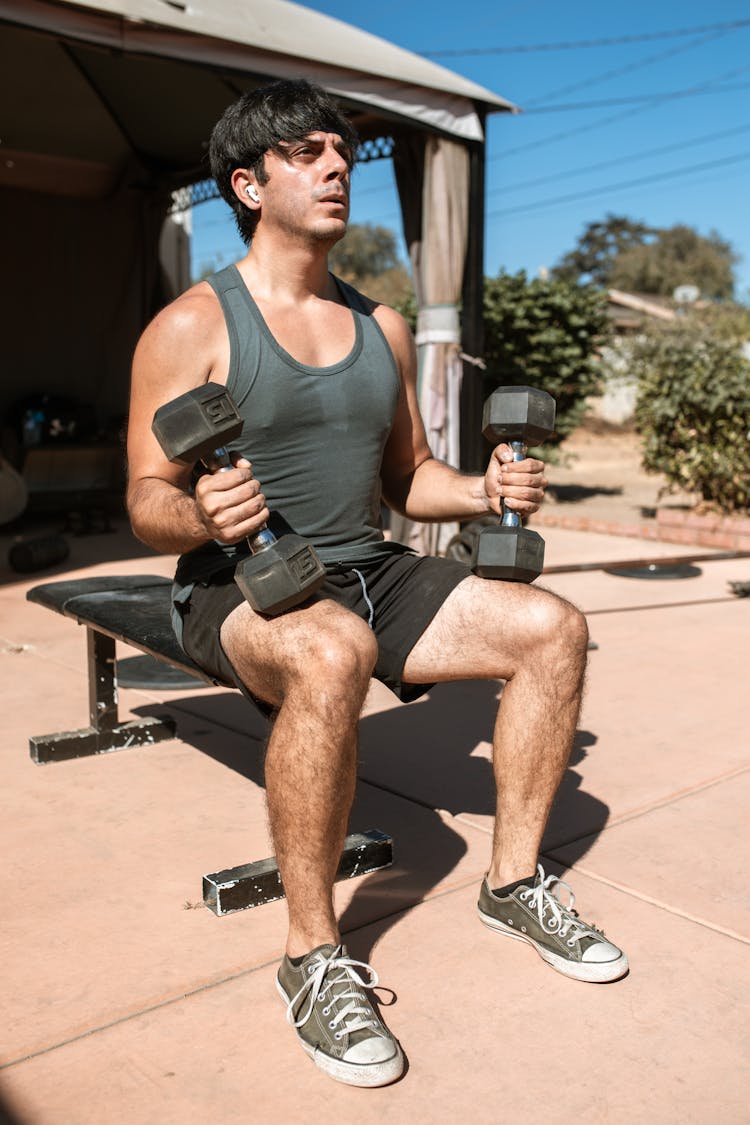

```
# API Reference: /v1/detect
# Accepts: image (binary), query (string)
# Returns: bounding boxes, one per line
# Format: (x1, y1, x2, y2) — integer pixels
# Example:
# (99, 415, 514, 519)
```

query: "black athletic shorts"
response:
(176, 552, 472, 710)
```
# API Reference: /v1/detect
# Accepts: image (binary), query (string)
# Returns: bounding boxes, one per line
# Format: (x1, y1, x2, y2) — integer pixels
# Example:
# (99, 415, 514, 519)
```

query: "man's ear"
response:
(230, 169, 261, 209)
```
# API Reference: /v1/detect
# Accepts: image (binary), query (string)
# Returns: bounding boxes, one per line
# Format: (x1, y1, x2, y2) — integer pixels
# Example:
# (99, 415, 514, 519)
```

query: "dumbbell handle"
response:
(500, 440, 527, 529)
(202, 447, 277, 553)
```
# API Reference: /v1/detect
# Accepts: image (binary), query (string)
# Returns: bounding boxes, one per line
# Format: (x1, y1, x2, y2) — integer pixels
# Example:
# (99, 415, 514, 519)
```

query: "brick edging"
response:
(531, 508, 750, 550)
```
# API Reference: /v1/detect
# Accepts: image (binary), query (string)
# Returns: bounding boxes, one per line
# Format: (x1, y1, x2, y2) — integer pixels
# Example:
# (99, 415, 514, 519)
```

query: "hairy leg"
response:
(402, 577, 589, 887)
(221, 599, 378, 957)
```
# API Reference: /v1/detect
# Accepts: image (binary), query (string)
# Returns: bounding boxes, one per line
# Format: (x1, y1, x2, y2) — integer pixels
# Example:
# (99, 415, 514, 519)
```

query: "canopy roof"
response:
(0, 0, 510, 473)
(0, 0, 515, 199)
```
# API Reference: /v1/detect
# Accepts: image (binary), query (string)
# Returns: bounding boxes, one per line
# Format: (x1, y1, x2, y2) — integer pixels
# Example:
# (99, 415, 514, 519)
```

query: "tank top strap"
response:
(208, 265, 371, 323)
(332, 275, 374, 316)
(205, 265, 264, 388)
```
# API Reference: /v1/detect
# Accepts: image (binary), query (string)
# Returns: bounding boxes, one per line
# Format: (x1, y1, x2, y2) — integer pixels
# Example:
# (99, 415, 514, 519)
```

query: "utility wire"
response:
(487, 150, 750, 219)
(421, 18, 750, 56)
(489, 122, 750, 196)
(525, 75, 750, 113)
(523, 28, 730, 108)
(348, 121, 750, 201)
(492, 62, 750, 160)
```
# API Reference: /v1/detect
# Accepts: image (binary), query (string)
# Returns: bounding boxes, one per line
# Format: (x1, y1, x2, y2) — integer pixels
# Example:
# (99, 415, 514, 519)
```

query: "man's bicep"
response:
(379, 340, 433, 511)
(127, 302, 215, 488)
(366, 304, 431, 510)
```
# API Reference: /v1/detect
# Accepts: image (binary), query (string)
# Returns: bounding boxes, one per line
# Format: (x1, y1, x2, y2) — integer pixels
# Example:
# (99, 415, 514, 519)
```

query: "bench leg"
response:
(30, 628, 177, 764)
(203, 829, 394, 916)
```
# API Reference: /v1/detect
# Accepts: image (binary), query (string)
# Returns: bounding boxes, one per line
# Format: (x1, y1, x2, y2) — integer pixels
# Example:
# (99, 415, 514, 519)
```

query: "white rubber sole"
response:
(276, 978, 404, 1087)
(478, 908, 629, 983)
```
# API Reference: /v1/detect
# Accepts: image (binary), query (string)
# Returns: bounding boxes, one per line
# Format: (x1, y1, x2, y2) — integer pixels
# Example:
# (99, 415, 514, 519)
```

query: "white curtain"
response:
(392, 135, 470, 555)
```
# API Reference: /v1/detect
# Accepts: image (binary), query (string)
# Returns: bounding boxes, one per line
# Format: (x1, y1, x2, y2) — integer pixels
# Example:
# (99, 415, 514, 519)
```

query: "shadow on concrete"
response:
(0, 1083, 28, 1125)
(547, 484, 623, 503)
(135, 678, 610, 961)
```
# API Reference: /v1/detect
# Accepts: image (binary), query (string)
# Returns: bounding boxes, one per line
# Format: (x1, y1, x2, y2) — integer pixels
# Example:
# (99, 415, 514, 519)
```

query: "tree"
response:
(610, 225, 738, 300)
(482, 271, 610, 450)
(553, 215, 740, 300)
(329, 223, 401, 277)
(329, 223, 413, 306)
(552, 214, 654, 288)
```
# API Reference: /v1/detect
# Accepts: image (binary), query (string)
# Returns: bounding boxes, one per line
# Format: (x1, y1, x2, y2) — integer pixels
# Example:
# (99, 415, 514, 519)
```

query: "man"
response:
(127, 79, 627, 1089)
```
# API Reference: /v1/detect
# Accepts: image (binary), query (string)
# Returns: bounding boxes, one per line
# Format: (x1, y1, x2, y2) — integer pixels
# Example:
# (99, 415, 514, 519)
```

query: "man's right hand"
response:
(194, 455, 270, 545)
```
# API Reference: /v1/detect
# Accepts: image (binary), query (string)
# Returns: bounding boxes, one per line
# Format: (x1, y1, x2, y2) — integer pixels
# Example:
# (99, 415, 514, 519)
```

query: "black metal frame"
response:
(26, 576, 394, 915)
(204, 829, 394, 916)
(29, 627, 178, 764)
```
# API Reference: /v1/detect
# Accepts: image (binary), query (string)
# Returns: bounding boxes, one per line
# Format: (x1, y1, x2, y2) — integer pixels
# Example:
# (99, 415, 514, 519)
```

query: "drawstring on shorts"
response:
(352, 568, 375, 629)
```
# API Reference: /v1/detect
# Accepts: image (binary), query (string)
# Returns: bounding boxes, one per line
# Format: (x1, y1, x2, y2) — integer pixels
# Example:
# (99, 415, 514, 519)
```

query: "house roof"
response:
(607, 290, 677, 323)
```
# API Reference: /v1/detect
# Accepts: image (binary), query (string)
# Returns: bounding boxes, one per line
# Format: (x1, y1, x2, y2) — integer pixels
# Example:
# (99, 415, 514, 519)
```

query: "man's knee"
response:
(486, 582, 589, 659)
(533, 592, 589, 662)
(221, 601, 378, 706)
(296, 613, 378, 690)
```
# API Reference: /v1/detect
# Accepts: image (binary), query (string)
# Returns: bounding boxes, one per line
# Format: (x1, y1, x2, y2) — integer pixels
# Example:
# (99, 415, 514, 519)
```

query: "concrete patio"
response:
(1, 507, 747, 1123)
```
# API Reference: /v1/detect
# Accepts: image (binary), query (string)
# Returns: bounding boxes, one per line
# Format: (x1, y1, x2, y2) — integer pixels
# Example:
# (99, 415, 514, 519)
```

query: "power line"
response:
(351, 125, 750, 203)
(354, 177, 398, 198)
(523, 28, 731, 108)
(420, 18, 750, 56)
(489, 122, 750, 197)
(487, 150, 750, 219)
(491, 62, 750, 159)
(525, 76, 750, 114)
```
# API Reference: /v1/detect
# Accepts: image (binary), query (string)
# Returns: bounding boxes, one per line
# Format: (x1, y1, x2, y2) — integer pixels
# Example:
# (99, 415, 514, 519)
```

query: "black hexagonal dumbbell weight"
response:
(152, 383, 326, 614)
(472, 385, 556, 583)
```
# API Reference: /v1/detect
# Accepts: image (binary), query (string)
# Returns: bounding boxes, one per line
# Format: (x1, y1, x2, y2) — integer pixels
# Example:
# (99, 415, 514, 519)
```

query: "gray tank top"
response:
(174, 265, 410, 590)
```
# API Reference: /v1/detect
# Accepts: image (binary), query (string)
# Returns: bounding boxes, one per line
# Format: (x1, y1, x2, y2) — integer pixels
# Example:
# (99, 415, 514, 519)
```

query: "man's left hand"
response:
(484, 444, 548, 518)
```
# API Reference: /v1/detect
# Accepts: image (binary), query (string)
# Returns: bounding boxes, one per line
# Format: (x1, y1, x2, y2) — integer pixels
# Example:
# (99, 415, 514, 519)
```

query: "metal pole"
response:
(460, 115, 486, 473)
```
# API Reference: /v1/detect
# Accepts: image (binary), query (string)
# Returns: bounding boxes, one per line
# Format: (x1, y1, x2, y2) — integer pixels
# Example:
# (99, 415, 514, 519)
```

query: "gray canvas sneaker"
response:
(276, 943, 404, 1087)
(478, 863, 629, 983)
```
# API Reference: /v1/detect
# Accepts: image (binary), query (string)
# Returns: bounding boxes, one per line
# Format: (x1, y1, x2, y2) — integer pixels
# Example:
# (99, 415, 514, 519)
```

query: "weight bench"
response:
(26, 574, 393, 915)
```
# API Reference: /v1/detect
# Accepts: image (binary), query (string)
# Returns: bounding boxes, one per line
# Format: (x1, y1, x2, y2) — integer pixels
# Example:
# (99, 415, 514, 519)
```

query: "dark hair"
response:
(209, 78, 359, 244)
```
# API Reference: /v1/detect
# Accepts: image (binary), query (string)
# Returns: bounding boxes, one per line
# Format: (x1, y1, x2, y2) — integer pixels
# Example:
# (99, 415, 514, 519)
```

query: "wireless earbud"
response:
(246, 185, 260, 203)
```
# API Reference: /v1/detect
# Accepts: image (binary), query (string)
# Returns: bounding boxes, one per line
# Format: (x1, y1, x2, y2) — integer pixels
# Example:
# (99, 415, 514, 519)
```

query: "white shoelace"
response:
(519, 864, 596, 946)
(285, 946, 380, 1040)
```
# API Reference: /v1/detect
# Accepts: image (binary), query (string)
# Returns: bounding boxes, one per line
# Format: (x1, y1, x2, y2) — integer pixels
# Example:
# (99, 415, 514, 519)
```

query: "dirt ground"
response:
(540, 419, 697, 530)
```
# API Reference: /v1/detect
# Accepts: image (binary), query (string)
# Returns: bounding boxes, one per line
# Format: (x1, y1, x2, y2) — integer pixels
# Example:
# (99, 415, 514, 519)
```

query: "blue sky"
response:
(191, 0, 750, 301)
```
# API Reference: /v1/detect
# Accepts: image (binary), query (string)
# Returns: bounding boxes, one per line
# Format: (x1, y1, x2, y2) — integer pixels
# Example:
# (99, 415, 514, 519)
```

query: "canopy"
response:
(0, 0, 513, 196)
(0, 0, 515, 520)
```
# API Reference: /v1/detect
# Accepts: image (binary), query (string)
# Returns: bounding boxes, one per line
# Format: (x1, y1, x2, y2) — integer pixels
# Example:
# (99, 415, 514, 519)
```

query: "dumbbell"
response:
(472, 385, 556, 583)
(152, 383, 326, 614)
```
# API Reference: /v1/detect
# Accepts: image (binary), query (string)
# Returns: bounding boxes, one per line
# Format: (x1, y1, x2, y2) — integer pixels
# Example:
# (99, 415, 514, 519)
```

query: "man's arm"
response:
(376, 306, 547, 522)
(126, 287, 269, 555)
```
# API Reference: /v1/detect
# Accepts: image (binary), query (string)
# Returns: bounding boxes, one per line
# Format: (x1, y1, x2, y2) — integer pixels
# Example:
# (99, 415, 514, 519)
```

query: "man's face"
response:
(257, 131, 353, 245)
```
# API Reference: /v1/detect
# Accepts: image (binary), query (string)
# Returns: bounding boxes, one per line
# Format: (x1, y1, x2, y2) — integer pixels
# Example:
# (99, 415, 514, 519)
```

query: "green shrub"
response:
(483, 271, 610, 452)
(631, 318, 750, 513)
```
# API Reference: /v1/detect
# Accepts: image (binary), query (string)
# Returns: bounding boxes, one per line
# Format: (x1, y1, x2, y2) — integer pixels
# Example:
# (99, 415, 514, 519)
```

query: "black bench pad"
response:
(27, 575, 227, 686)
